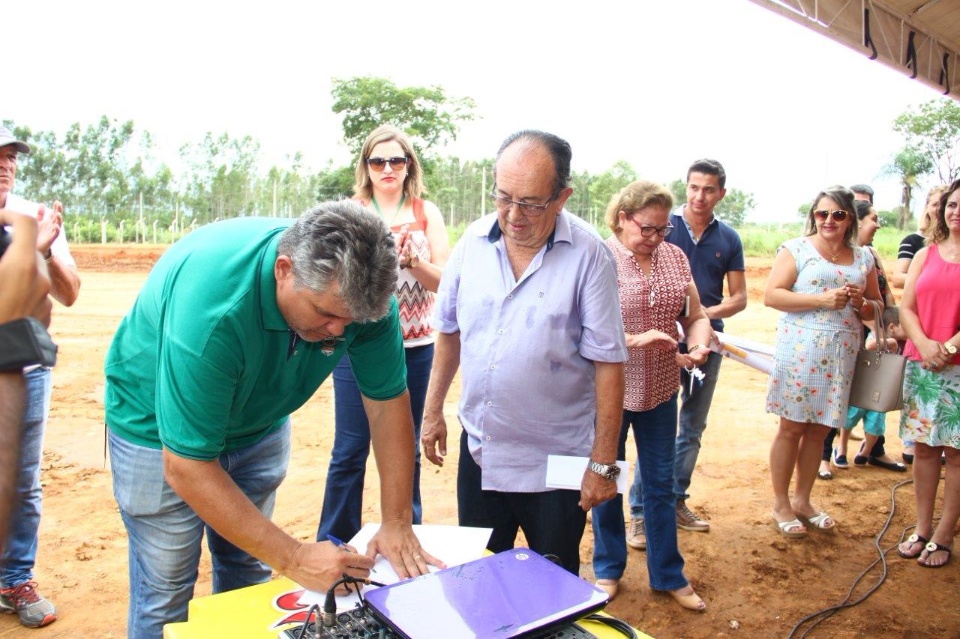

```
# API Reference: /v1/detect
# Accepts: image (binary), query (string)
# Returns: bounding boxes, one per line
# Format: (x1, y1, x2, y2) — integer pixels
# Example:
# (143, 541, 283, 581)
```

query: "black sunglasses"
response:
(813, 209, 849, 222)
(366, 156, 409, 172)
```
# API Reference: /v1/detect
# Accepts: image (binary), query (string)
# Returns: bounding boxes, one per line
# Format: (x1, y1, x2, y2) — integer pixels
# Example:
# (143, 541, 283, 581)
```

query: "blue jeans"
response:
(629, 351, 722, 515)
(1, 367, 51, 588)
(109, 421, 290, 639)
(317, 344, 431, 542)
(457, 430, 586, 575)
(593, 394, 687, 591)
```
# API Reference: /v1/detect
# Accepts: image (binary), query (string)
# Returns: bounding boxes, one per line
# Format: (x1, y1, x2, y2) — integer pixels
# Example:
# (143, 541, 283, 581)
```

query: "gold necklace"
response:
(817, 238, 843, 263)
(942, 241, 960, 261)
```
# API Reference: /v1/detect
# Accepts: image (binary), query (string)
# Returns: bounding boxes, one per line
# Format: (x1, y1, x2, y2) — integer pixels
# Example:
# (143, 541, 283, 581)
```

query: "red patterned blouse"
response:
(606, 234, 693, 412)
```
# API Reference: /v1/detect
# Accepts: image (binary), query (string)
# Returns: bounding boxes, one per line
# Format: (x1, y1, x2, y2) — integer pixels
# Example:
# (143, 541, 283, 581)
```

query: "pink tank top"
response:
(903, 244, 960, 365)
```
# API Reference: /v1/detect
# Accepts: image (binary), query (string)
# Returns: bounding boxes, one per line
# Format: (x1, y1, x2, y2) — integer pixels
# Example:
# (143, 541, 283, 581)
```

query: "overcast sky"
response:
(6, 0, 947, 222)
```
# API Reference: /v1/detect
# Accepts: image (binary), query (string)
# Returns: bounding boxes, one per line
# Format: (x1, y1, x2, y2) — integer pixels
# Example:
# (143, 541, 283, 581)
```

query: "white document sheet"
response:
(545, 455, 629, 494)
(297, 523, 492, 611)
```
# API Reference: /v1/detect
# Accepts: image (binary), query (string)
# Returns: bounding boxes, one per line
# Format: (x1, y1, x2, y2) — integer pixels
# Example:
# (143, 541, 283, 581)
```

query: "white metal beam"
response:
(746, 0, 960, 101)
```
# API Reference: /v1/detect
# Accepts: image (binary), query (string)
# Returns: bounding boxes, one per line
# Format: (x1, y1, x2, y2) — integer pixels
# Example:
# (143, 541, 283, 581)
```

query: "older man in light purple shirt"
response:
(421, 130, 627, 574)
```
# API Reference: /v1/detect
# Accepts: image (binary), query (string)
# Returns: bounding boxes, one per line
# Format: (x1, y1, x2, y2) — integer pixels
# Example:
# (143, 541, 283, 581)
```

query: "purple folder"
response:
(363, 549, 609, 638)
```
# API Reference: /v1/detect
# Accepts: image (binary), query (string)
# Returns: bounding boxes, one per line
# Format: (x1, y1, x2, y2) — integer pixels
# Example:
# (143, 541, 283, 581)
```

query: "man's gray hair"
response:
(278, 200, 397, 322)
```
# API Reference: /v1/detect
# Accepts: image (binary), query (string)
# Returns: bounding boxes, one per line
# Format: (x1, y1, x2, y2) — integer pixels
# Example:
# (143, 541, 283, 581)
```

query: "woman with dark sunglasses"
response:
(764, 185, 882, 538)
(317, 124, 450, 543)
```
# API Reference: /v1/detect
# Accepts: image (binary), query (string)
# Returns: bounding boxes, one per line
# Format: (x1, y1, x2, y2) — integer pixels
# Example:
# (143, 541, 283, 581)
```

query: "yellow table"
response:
(163, 577, 652, 638)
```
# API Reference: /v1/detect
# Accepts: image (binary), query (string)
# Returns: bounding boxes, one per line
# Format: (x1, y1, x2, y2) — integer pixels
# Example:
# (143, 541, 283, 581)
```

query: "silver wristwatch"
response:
(588, 460, 621, 482)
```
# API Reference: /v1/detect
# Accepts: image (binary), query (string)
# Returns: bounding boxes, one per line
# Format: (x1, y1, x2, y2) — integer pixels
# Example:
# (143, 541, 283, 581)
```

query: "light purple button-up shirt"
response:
(435, 211, 627, 492)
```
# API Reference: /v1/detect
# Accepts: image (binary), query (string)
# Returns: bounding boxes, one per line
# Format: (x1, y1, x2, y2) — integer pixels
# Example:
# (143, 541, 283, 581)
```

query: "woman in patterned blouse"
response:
(591, 180, 714, 612)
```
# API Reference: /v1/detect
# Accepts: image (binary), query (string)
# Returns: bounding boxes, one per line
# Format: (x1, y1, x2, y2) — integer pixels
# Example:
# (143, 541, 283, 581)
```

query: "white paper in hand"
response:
(545, 455, 629, 494)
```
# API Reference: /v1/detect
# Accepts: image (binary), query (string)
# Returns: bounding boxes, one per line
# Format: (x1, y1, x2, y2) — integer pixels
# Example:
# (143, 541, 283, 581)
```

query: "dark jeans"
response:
(593, 394, 687, 591)
(457, 430, 586, 575)
(317, 344, 432, 542)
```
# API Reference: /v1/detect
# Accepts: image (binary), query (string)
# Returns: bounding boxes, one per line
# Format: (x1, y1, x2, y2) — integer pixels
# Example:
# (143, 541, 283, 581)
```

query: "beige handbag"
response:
(848, 300, 906, 412)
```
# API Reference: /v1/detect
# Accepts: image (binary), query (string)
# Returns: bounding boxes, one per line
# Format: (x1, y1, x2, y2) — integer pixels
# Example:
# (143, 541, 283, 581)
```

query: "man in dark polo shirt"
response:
(627, 159, 746, 548)
(104, 201, 440, 639)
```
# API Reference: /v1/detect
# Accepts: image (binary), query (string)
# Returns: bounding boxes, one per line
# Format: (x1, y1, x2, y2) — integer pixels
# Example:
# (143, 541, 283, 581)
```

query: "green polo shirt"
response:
(104, 217, 406, 461)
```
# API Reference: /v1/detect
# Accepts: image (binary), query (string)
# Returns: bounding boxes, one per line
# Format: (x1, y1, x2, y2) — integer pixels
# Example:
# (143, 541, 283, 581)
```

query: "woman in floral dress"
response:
(897, 178, 960, 568)
(764, 185, 881, 538)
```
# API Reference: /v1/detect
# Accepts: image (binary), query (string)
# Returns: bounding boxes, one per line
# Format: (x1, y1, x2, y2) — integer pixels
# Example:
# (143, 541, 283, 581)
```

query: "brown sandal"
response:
(918, 541, 952, 568)
(897, 534, 928, 559)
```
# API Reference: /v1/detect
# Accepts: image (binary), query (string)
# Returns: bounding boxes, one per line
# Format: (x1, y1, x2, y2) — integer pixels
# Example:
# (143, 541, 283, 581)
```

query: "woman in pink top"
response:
(590, 181, 714, 611)
(897, 178, 960, 568)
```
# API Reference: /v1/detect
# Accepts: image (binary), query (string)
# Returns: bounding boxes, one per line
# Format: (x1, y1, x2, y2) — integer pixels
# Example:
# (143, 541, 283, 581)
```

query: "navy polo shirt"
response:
(666, 208, 745, 332)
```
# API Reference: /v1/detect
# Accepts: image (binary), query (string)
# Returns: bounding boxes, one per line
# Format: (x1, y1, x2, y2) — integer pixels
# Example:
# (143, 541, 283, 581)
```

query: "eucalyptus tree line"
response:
(3, 76, 761, 242)
(887, 98, 960, 229)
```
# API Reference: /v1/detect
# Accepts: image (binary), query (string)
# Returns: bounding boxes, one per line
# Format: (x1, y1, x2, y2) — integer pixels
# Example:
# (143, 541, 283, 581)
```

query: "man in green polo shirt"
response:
(104, 201, 441, 639)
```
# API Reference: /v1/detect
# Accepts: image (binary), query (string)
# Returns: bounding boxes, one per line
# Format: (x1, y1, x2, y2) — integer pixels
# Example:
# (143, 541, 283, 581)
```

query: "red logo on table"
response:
(271, 588, 310, 628)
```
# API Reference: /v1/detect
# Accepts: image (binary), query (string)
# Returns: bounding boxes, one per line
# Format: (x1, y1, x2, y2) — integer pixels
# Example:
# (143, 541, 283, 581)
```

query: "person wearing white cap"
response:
(0, 124, 80, 628)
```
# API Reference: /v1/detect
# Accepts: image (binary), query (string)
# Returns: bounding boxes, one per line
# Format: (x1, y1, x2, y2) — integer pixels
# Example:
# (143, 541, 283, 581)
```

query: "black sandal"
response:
(897, 533, 929, 559)
(919, 541, 952, 568)
(868, 457, 907, 472)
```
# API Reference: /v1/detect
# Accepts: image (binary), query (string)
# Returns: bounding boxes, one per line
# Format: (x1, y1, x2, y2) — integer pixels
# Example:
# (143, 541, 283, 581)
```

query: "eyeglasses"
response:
(366, 156, 409, 172)
(813, 210, 849, 222)
(627, 215, 673, 237)
(489, 191, 555, 217)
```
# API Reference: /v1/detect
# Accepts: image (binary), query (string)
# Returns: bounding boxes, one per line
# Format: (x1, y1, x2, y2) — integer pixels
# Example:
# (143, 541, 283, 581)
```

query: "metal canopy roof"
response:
(747, 0, 960, 102)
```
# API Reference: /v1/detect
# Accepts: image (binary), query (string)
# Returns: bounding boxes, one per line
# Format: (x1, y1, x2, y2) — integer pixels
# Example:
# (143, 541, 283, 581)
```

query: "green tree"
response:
(257, 154, 323, 218)
(179, 132, 261, 223)
(424, 157, 493, 229)
(882, 147, 935, 230)
(715, 189, 755, 227)
(566, 170, 597, 224)
(668, 178, 754, 227)
(9, 117, 170, 223)
(668, 179, 686, 207)
(877, 209, 898, 228)
(62, 116, 137, 216)
(331, 77, 477, 156)
(5, 123, 69, 204)
(585, 161, 638, 228)
(314, 162, 355, 202)
(893, 98, 960, 183)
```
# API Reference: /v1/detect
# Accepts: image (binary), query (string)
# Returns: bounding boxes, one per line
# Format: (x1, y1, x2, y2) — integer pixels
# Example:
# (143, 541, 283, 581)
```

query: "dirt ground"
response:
(4, 246, 959, 639)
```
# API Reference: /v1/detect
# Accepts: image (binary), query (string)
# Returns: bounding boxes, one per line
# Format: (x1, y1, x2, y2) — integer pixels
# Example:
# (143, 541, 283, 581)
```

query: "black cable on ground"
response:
(582, 613, 638, 638)
(787, 478, 915, 638)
